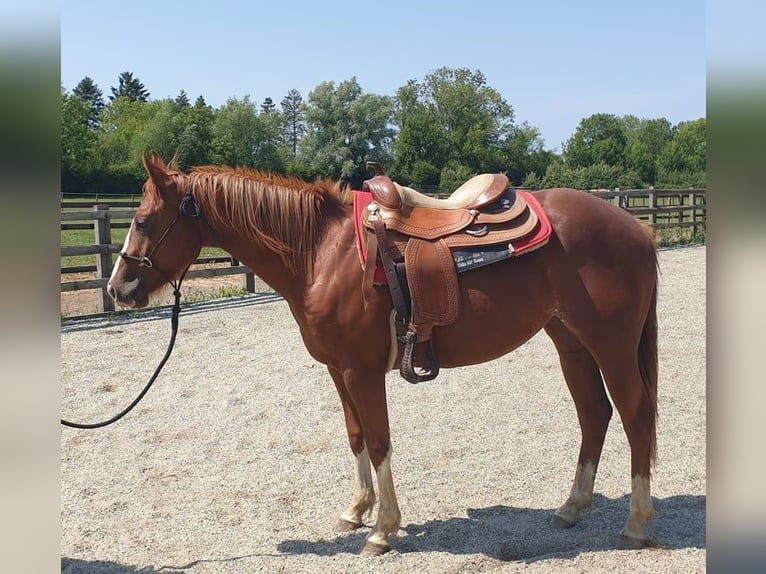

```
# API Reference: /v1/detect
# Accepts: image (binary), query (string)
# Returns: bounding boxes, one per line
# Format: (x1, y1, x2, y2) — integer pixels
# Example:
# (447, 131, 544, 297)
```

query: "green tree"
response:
(564, 113, 628, 168)
(501, 123, 556, 186)
(280, 88, 306, 158)
(300, 77, 393, 185)
(542, 160, 642, 190)
(392, 68, 517, 186)
(61, 93, 99, 189)
(419, 67, 514, 172)
(72, 76, 104, 128)
(174, 89, 191, 109)
(261, 97, 276, 115)
(623, 116, 673, 186)
(109, 71, 150, 102)
(96, 96, 156, 179)
(657, 118, 706, 186)
(176, 96, 214, 168)
(211, 95, 283, 171)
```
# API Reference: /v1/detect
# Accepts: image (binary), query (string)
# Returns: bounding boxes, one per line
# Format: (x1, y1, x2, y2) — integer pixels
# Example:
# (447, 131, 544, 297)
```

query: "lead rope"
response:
(60, 280, 185, 429)
(61, 192, 200, 429)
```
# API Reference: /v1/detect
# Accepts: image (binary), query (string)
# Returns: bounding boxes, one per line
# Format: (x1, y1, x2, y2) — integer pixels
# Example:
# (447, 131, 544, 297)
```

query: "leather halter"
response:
(119, 191, 201, 294)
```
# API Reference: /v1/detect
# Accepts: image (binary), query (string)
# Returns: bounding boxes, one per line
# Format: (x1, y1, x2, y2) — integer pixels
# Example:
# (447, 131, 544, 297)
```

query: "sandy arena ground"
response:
(61, 246, 706, 573)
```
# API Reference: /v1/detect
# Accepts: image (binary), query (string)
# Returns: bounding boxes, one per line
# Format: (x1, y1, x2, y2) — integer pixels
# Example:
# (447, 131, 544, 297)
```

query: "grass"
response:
(61, 226, 229, 271)
(182, 286, 250, 304)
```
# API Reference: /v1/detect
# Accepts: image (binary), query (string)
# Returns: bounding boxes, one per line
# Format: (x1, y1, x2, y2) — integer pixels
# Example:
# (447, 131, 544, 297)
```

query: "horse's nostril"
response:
(106, 283, 116, 300)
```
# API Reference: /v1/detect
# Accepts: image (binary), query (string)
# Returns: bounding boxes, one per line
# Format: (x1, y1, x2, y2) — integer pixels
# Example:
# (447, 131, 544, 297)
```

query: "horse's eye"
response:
(135, 218, 148, 231)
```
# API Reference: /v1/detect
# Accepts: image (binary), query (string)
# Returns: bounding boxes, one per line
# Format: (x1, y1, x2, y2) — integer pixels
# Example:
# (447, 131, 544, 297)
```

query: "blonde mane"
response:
(185, 166, 351, 277)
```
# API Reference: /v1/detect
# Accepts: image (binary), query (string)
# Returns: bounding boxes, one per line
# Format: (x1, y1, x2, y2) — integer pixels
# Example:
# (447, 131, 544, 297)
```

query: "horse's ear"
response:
(142, 152, 174, 197)
(150, 150, 169, 170)
(167, 152, 180, 171)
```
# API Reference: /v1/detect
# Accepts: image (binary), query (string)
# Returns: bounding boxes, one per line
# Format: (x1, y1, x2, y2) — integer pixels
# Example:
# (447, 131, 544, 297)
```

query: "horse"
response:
(107, 152, 659, 556)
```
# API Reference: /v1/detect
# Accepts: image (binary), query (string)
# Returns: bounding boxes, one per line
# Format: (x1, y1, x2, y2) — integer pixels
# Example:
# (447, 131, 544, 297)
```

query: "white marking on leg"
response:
(366, 448, 401, 549)
(340, 446, 375, 525)
(554, 461, 596, 524)
(621, 474, 654, 540)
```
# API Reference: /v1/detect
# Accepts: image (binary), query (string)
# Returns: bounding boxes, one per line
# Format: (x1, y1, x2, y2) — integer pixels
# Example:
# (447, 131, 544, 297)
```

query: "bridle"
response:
(118, 191, 202, 292)
(61, 191, 202, 430)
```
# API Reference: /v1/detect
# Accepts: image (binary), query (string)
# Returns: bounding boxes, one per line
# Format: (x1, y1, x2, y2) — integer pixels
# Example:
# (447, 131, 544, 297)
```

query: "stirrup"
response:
(400, 329, 439, 383)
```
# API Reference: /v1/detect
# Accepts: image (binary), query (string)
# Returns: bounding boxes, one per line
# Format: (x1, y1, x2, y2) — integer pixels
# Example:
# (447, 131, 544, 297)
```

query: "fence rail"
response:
(61, 202, 256, 313)
(61, 188, 705, 314)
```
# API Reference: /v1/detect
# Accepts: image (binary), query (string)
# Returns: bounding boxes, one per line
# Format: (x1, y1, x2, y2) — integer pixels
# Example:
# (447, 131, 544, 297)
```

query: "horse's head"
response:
(107, 152, 202, 308)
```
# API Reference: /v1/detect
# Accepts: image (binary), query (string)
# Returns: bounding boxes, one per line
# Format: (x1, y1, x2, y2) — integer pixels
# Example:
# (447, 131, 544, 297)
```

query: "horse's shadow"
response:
(278, 494, 706, 561)
(60, 558, 162, 573)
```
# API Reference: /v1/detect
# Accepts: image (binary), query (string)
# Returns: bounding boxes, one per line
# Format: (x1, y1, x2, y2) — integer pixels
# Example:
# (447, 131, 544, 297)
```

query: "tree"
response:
(211, 96, 283, 171)
(72, 76, 104, 128)
(109, 71, 150, 102)
(657, 118, 706, 186)
(419, 67, 514, 172)
(564, 113, 628, 168)
(280, 89, 306, 158)
(260, 97, 276, 115)
(392, 68, 516, 185)
(542, 160, 642, 190)
(299, 78, 393, 185)
(176, 96, 214, 168)
(96, 96, 157, 179)
(61, 93, 99, 189)
(623, 116, 673, 186)
(174, 89, 190, 109)
(501, 122, 556, 186)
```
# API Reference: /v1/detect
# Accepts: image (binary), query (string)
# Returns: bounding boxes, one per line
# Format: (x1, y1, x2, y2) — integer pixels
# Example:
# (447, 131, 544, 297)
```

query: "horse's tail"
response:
(638, 249, 659, 469)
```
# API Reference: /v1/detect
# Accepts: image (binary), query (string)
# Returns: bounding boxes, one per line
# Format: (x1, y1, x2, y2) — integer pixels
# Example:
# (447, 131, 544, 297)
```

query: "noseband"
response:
(119, 191, 201, 294)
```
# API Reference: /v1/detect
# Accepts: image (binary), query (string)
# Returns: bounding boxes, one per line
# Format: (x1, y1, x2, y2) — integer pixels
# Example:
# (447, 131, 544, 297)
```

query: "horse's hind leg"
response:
(328, 366, 376, 532)
(597, 347, 656, 544)
(545, 318, 612, 528)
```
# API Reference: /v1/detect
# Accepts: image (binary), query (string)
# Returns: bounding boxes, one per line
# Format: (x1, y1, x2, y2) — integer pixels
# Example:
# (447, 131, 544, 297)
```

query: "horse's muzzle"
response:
(107, 279, 148, 309)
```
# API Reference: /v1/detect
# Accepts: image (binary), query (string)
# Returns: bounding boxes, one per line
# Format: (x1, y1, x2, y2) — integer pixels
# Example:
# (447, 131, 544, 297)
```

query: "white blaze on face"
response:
(108, 220, 133, 288)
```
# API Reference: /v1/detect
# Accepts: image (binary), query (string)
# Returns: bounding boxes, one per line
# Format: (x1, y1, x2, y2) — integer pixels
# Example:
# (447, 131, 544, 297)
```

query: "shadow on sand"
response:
(61, 559, 163, 574)
(277, 493, 706, 561)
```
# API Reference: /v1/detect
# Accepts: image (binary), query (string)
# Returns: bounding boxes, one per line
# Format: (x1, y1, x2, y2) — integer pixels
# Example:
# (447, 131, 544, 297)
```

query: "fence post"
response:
(648, 190, 657, 227)
(689, 190, 698, 236)
(232, 258, 256, 293)
(93, 204, 115, 313)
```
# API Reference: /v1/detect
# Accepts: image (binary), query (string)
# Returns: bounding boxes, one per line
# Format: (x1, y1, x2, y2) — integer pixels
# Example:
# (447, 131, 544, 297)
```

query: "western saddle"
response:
(361, 162, 539, 383)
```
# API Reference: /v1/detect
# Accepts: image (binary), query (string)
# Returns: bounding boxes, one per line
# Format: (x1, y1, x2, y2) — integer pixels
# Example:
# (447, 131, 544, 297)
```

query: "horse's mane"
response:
(184, 165, 352, 278)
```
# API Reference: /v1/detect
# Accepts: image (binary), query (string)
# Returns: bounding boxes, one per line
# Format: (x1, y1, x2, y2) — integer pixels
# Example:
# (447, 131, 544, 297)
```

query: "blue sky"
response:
(61, 0, 706, 152)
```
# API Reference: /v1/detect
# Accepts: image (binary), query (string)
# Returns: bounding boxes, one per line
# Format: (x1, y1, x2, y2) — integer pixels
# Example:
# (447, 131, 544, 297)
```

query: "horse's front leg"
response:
(328, 366, 376, 532)
(340, 367, 401, 556)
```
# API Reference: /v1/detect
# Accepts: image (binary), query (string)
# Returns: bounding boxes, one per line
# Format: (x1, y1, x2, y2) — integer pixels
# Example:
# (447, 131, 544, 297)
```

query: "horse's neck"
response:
(208, 228, 306, 301)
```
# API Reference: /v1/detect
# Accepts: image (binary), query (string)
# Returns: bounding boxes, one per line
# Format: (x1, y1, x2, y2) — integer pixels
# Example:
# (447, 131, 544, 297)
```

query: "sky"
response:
(60, 0, 707, 152)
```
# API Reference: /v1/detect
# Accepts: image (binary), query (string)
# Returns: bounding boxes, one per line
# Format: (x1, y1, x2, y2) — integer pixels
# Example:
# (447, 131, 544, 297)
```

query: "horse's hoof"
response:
(360, 540, 389, 557)
(335, 518, 363, 532)
(550, 513, 575, 529)
(618, 533, 647, 549)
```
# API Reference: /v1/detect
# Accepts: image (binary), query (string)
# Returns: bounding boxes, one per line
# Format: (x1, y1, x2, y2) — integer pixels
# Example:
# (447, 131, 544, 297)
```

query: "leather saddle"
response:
(361, 162, 539, 384)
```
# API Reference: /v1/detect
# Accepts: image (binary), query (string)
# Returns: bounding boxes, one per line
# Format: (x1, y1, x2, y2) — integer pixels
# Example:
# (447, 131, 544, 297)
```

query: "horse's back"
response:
(432, 187, 657, 367)
(534, 187, 656, 262)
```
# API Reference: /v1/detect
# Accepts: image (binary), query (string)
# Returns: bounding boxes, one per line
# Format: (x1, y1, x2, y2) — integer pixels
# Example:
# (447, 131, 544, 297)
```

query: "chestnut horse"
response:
(108, 153, 658, 556)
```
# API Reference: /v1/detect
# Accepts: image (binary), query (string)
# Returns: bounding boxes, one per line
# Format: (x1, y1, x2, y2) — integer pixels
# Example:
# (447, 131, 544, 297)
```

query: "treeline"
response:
(61, 67, 706, 195)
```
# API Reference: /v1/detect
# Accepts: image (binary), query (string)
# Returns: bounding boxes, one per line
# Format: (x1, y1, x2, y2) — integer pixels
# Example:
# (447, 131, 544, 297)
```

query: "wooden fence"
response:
(61, 200, 256, 313)
(61, 188, 705, 314)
